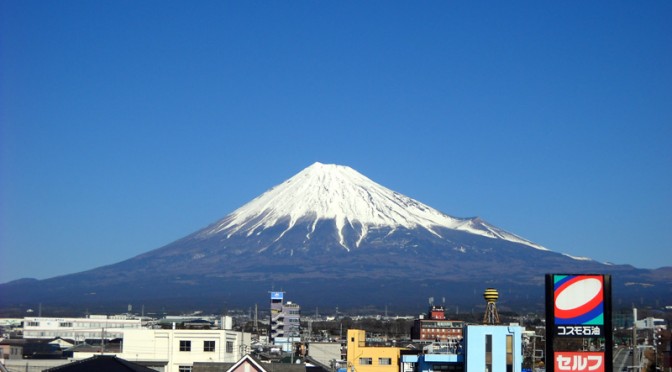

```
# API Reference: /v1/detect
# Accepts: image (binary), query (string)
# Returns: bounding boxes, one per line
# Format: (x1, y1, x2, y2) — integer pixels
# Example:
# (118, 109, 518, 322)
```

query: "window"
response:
(485, 334, 492, 372)
(226, 341, 234, 353)
(359, 358, 372, 365)
(27, 321, 40, 327)
(506, 335, 513, 372)
(379, 358, 392, 365)
(59, 322, 73, 327)
(204, 340, 215, 352)
(178, 366, 192, 372)
(179, 340, 191, 352)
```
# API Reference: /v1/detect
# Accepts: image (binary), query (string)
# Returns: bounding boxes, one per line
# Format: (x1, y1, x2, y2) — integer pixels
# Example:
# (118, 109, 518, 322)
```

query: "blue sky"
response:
(1, 1, 670, 283)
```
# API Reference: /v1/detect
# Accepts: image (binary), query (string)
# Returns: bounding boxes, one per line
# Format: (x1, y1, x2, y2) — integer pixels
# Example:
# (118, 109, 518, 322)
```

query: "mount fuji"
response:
(0, 162, 669, 315)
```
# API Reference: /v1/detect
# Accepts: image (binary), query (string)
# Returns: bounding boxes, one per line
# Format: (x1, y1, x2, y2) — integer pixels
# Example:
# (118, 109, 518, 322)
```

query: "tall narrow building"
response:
(269, 291, 301, 352)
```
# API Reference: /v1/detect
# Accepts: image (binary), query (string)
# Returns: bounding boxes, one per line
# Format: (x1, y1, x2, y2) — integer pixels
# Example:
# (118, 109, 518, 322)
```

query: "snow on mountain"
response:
(200, 162, 548, 252)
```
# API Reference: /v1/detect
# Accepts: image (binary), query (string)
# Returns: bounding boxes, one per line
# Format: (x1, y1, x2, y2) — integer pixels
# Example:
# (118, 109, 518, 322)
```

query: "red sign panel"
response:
(554, 352, 605, 372)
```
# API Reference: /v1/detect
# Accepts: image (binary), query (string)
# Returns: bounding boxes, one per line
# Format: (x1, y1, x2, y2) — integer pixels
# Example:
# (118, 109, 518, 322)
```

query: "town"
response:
(0, 286, 670, 372)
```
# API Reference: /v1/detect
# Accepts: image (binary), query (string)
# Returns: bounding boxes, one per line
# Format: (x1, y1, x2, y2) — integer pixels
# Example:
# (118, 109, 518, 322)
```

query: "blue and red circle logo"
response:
(554, 275, 604, 325)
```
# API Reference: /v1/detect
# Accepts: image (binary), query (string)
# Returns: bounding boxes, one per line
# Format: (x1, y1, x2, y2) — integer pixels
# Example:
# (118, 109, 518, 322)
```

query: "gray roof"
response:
(193, 354, 307, 372)
(43, 355, 157, 372)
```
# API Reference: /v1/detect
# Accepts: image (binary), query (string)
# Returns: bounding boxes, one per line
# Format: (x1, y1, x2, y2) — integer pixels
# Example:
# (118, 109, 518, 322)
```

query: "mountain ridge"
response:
(0, 162, 669, 315)
(197, 162, 549, 254)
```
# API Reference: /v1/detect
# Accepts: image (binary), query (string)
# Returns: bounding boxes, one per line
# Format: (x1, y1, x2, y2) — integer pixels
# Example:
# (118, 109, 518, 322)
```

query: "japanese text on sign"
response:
(555, 352, 604, 372)
(556, 325, 602, 337)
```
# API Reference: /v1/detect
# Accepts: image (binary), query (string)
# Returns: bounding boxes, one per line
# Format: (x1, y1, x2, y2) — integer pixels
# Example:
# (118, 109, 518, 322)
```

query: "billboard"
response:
(551, 274, 606, 337)
(545, 274, 612, 372)
(270, 291, 284, 300)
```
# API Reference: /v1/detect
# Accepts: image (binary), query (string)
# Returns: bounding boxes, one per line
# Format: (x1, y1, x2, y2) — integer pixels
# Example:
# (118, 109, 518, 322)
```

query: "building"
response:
(411, 306, 463, 343)
(462, 324, 524, 372)
(270, 291, 301, 352)
(304, 341, 344, 369)
(3, 320, 251, 372)
(0, 338, 25, 360)
(635, 316, 667, 330)
(75, 327, 252, 372)
(22, 315, 142, 341)
(346, 329, 406, 372)
(401, 348, 463, 372)
(382, 323, 524, 372)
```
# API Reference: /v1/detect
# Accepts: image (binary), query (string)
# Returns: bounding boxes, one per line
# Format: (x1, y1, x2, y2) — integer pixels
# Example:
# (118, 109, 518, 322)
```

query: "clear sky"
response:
(1, 1, 670, 283)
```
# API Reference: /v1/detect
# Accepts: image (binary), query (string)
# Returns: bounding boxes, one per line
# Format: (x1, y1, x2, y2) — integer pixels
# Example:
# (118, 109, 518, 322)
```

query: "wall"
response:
(346, 329, 405, 372)
(71, 328, 251, 372)
(463, 325, 523, 372)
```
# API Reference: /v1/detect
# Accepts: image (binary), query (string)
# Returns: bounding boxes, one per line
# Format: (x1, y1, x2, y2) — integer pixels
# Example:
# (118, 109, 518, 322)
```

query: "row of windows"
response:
(24, 321, 140, 329)
(24, 331, 123, 339)
(433, 365, 463, 371)
(420, 331, 462, 336)
(359, 358, 392, 365)
(179, 340, 234, 353)
(422, 321, 463, 328)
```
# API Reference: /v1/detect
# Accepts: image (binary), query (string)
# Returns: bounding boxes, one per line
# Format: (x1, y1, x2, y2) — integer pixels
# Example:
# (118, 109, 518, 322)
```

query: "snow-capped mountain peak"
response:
(202, 162, 546, 251)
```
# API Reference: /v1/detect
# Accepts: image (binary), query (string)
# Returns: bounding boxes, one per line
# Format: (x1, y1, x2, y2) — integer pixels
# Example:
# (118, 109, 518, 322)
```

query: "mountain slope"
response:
(200, 162, 548, 251)
(0, 162, 669, 315)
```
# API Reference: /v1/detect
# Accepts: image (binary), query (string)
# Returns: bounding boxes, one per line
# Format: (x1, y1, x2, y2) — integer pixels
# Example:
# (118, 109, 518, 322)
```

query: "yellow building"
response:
(346, 329, 406, 372)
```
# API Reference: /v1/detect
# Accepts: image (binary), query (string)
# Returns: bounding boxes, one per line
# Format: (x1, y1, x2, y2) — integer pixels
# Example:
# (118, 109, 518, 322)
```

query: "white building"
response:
(76, 328, 252, 372)
(22, 315, 142, 341)
(6, 315, 251, 372)
(635, 316, 666, 330)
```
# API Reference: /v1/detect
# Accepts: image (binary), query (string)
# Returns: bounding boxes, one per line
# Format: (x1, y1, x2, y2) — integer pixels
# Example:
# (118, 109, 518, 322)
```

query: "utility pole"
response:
(531, 335, 536, 370)
(632, 307, 638, 370)
(101, 327, 106, 354)
(254, 304, 258, 333)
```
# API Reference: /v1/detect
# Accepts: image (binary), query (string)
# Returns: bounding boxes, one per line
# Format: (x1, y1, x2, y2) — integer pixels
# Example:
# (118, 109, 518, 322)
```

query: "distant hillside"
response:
(1, 163, 669, 316)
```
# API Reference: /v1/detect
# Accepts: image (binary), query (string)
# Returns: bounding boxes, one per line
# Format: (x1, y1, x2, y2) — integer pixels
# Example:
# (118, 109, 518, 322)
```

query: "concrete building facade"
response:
(411, 306, 463, 343)
(74, 328, 252, 372)
(346, 329, 406, 372)
(22, 315, 142, 341)
(269, 292, 301, 352)
(463, 324, 524, 372)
